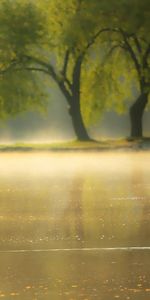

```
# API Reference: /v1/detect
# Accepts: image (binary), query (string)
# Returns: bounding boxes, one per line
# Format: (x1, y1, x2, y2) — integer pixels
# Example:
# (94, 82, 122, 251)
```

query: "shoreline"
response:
(0, 139, 150, 152)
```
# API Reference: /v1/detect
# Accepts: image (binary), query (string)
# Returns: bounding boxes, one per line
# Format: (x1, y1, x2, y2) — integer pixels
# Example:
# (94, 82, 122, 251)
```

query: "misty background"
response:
(0, 88, 149, 143)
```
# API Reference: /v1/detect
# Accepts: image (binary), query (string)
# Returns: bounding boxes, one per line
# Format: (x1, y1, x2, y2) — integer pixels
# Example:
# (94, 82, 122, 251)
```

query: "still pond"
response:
(0, 152, 150, 299)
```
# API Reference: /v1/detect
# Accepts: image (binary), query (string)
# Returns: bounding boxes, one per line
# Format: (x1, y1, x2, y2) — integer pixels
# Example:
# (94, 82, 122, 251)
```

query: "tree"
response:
(0, 0, 111, 141)
(97, 0, 150, 138)
(120, 30, 149, 139)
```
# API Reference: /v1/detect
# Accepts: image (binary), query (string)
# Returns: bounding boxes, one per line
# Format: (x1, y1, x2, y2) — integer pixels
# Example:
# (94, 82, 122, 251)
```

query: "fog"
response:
(0, 89, 74, 143)
(0, 151, 149, 177)
(0, 91, 149, 143)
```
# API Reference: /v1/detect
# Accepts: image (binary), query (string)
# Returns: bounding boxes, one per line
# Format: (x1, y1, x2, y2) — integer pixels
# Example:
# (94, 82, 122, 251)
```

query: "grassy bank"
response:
(0, 138, 150, 152)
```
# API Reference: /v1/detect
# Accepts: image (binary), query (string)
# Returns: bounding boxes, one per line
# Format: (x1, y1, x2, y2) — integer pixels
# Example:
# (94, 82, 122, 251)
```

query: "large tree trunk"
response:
(129, 93, 148, 138)
(68, 56, 91, 141)
(69, 99, 91, 141)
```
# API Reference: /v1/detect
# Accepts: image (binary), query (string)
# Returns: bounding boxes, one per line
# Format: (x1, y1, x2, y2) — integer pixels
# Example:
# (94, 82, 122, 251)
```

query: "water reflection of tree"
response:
(49, 154, 150, 248)
(63, 175, 85, 243)
(130, 156, 150, 246)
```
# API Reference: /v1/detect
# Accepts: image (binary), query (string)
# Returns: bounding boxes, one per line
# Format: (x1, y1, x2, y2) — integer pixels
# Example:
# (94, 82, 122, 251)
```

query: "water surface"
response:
(0, 152, 149, 299)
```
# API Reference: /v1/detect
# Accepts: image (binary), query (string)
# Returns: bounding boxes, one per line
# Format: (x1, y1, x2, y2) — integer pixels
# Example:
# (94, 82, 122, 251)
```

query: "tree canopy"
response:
(0, 0, 48, 118)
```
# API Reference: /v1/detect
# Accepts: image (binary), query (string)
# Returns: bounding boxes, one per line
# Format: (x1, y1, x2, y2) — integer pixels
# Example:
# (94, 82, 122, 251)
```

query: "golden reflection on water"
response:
(0, 151, 149, 175)
(0, 151, 150, 299)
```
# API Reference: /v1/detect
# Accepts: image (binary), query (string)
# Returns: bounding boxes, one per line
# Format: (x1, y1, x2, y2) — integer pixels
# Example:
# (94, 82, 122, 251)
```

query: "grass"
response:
(0, 138, 149, 152)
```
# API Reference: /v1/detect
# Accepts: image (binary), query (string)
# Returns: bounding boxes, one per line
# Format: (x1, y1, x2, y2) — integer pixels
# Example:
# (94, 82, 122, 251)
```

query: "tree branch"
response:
(83, 28, 112, 56)
(104, 43, 126, 60)
(64, 77, 72, 92)
(61, 49, 72, 91)
(22, 55, 72, 103)
(61, 49, 70, 77)
(71, 55, 83, 104)
(133, 35, 142, 54)
(118, 28, 141, 78)
(0, 59, 20, 76)
(23, 67, 51, 75)
(23, 55, 59, 81)
(57, 81, 72, 103)
(143, 44, 150, 67)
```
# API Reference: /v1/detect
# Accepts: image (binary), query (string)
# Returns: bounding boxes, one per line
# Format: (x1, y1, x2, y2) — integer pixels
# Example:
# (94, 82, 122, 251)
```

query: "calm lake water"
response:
(0, 151, 150, 299)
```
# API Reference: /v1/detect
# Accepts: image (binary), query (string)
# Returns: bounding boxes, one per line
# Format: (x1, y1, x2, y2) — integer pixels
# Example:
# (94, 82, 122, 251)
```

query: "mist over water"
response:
(0, 151, 149, 176)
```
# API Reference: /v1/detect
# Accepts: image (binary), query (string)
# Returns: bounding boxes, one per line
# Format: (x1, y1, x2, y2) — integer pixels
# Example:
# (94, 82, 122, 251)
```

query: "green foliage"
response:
(0, 0, 46, 57)
(0, 70, 48, 119)
(81, 0, 150, 125)
(0, 0, 48, 118)
(81, 49, 136, 125)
